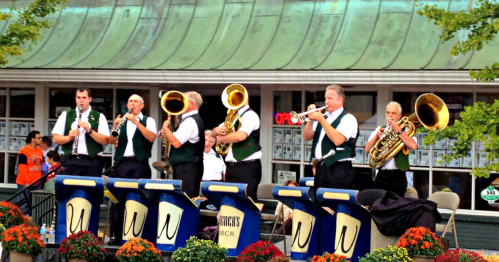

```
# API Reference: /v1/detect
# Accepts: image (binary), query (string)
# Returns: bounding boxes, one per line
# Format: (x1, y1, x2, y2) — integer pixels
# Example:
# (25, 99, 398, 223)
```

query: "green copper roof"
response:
(2, 0, 490, 70)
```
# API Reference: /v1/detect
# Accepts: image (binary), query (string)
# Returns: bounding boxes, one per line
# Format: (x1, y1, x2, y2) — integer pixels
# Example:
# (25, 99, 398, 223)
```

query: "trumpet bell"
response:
(221, 84, 248, 110)
(161, 91, 188, 115)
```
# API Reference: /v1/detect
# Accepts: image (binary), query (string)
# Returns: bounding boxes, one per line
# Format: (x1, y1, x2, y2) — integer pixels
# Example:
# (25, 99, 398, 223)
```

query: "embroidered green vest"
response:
(311, 110, 358, 167)
(114, 116, 153, 164)
(232, 108, 261, 161)
(380, 126, 410, 171)
(169, 114, 205, 166)
(61, 109, 103, 157)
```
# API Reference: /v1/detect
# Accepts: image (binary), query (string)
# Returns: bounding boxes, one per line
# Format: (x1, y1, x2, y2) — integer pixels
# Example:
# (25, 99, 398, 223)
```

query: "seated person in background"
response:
(202, 130, 225, 182)
(275, 179, 298, 235)
(357, 189, 440, 236)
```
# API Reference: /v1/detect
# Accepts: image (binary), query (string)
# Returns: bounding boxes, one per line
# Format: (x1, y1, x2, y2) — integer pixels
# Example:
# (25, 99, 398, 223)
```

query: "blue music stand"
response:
(54, 175, 104, 243)
(273, 185, 321, 261)
(139, 179, 199, 251)
(316, 188, 371, 262)
(299, 177, 314, 187)
(201, 182, 260, 257)
(107, 178, 158, 245)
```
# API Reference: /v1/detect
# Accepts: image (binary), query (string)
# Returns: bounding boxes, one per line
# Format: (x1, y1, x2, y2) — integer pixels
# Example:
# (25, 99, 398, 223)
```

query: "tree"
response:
(0, 0, 68, 66)
(423, 100, 499, 178)
(417, 0, 499, 81)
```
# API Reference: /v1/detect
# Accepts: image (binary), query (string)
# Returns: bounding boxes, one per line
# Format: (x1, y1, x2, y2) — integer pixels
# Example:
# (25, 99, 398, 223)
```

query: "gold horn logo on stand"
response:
(123, 200, 148, 240)
(156, 202, 183, 245)
(66, 197, 92, 236)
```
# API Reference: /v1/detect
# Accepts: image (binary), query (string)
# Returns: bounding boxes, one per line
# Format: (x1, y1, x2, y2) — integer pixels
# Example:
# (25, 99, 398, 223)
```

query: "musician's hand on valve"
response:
(162, 116, 171, 133)
(387, 119, 402, 133)
(213, 126, 227, 136)
(308, 111, 325, 122)
(307, 104, 316, 111)
(377, 127, 385, 138)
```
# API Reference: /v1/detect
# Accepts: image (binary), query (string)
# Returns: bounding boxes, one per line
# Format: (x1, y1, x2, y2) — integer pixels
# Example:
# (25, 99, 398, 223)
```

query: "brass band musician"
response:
(161, 91, 204, 198)
(303, 84, 358, 191)
(365, 101, 417, 197)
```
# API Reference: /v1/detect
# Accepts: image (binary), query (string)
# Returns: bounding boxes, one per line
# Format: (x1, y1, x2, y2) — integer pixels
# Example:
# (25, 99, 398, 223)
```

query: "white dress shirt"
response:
(173, 110, 200, 144)
(202, 148, 226, 181)
(223, 105, 262, 162)
(312, 107, 358, 161)
(123, 112, 157, 157)
(52, 106, 110, 155)
(368, 126, 417, 170)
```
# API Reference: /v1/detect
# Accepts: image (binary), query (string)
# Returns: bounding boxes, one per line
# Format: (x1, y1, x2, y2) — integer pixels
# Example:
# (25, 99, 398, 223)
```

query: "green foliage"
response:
(359, 246, 412, 262)
(0, 0, 67, 66)
(416, 0, 499, 81)
(423, 100, 499, 178)
(172, 236, 227, 262)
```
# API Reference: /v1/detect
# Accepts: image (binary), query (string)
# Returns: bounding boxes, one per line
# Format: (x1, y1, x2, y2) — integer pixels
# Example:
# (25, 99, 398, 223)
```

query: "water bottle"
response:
(48, 224, 56, 244)
(40, 224, 47, 244)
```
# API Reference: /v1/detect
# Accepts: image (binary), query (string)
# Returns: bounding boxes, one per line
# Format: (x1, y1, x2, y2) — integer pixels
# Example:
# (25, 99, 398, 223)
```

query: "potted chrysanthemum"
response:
(116, 238, 162, 262)
(58, 230, 107, 262)
(0, 224, 45, 262)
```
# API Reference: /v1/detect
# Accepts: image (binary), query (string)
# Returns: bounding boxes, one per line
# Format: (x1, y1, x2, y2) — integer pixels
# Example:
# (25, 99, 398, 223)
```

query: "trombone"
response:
(290, 106, 328, 124)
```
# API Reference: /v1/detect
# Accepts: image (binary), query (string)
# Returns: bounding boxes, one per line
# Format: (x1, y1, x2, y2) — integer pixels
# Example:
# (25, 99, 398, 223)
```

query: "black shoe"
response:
(107, 239, 122, 246)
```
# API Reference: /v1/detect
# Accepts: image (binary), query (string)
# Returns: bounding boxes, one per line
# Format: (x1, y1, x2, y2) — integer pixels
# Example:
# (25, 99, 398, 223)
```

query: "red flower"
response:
(397, 227, 443, 257)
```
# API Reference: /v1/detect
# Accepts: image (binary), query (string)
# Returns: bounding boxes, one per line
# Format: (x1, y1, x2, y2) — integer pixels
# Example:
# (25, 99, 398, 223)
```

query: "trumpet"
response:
(290, 106, 328, 124)
(111, 107, 134, 137)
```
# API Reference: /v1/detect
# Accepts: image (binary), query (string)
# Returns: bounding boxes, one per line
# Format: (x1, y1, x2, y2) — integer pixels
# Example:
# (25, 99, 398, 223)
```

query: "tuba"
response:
(216, 84, 248, 155)
(154, 91, 188, 177)
(369, 93, 449, 169)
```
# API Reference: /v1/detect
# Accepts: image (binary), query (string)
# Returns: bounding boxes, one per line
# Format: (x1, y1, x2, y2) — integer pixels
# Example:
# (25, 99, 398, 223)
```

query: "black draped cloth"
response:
(358, 189, 441, 236)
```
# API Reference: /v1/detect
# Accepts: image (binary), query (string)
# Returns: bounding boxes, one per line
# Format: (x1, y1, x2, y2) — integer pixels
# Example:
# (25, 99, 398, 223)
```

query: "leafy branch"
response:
(417, 0, 499, 81)
(0, 0, 68, 66)
(422, 100, 499, 178)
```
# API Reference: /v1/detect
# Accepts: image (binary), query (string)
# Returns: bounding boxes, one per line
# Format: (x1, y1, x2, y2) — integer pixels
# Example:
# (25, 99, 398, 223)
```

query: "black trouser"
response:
(314, 161, 354, 193)
(61, 155, 104, 177)
(225, 160, 262, 202)
(112, 157, 152, 241)
(373, 169, 407, 197)
(113, 157, 151, 179)
(173, 161, 203, 198)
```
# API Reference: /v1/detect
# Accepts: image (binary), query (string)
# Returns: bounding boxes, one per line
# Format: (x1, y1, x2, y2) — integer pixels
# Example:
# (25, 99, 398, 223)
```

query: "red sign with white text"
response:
(274, 112, 301, 125)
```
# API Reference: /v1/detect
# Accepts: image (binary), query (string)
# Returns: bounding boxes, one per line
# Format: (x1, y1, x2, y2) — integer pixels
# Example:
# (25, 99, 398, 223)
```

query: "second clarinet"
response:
(111, 107, 134, 137)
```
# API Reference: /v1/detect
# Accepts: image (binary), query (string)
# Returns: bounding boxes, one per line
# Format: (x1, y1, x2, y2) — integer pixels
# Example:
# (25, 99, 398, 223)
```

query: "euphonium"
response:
(216, 84, 248, 155)
(369, 93, 449, 169)
(159, 91, 188, 173)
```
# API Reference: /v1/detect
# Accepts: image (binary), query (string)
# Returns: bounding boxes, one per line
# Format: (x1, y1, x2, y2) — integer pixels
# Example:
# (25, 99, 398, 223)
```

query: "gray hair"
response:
(186, 91, 203, 109)
(129, 94, 144, 104)
(387, 101, 402, 115)
(204, 130, 213, 137)
(326, 84, 345, 100)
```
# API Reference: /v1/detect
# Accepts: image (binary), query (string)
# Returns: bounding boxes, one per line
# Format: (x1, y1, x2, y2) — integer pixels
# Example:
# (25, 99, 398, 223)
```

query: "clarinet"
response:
(71, 106, 83, 155)
(111, 107, 134, 138)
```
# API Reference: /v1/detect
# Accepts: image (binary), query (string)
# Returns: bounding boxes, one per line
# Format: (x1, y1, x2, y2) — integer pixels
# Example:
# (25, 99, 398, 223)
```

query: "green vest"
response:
(61, 109, 104, 157)
(380, 126, 410, 171)
(232, 108, 261, 161)
(311, 110, 357, 167)
(114, 116, 153, 164)
(169, 114, 205, 166)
